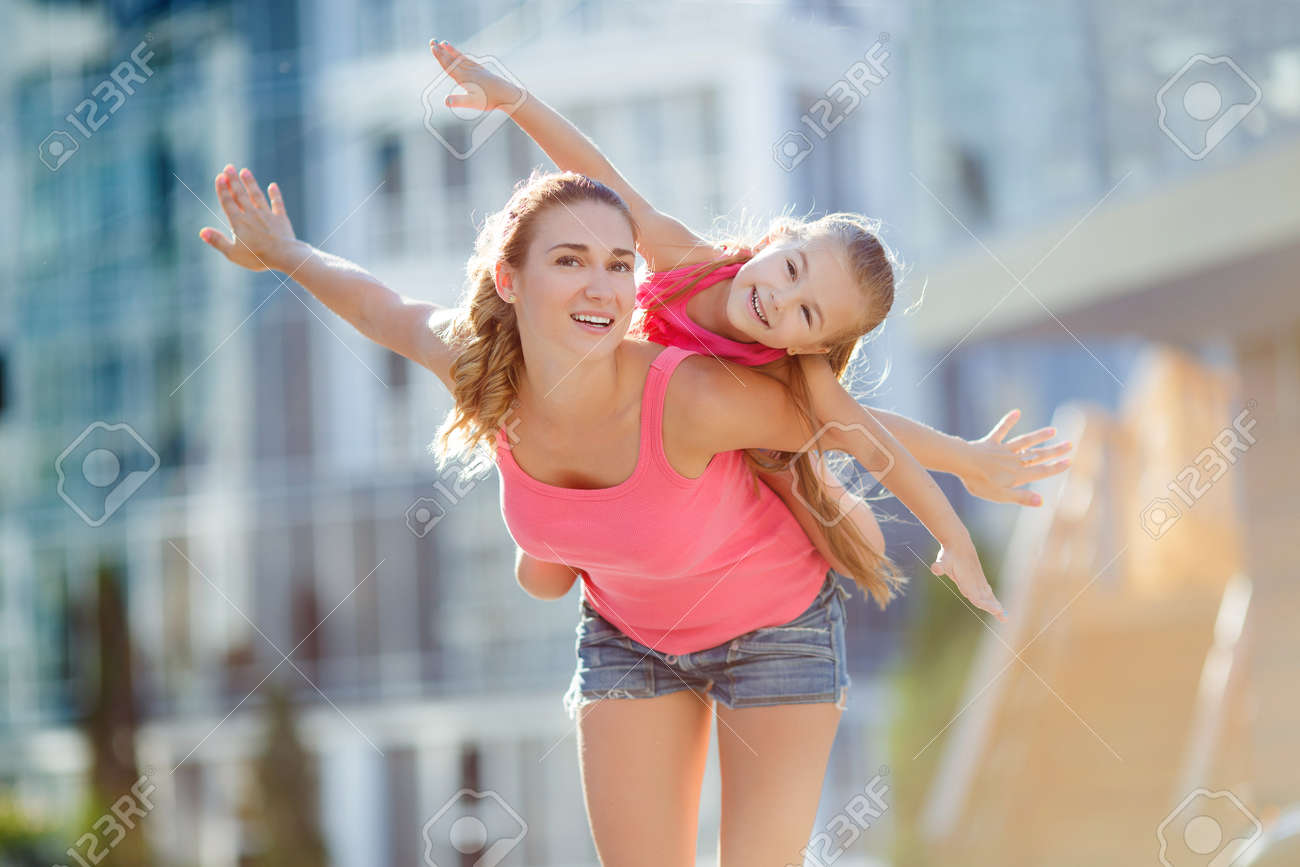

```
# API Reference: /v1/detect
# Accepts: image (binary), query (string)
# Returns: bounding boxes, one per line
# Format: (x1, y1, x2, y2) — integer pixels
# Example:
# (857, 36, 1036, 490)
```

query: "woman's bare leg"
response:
(715, 701, 843, 867)
(577, 689, 714, 866)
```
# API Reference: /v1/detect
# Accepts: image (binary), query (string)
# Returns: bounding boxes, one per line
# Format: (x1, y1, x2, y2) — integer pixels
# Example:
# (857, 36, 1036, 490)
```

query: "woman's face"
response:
(725, 235, 864, 354)
(505, 201, 638, 358)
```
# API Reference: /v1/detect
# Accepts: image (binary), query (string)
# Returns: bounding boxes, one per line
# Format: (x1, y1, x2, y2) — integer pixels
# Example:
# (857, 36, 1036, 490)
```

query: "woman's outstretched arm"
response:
(429, 40, 714, 272)
(199, 164, 461, 388)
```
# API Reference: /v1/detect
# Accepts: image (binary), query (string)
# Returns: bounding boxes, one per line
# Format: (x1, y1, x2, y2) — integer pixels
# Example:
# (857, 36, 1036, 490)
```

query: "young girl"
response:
(430, 41, 1072, 609)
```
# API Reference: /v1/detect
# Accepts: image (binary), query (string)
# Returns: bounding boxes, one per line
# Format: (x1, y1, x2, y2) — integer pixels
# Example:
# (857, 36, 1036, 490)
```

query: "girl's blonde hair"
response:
(431, 170, 637, 463)
(641, 213, 908, 608)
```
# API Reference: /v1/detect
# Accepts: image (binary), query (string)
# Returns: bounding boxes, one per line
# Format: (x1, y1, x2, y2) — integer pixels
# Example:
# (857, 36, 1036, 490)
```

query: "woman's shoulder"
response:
(616, 338, 681, 387)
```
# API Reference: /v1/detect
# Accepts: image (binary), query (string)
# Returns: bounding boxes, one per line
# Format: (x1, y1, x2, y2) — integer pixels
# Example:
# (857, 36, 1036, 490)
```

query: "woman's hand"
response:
(958, 409, 1073, 507)
(429, 40, 525, 113)
(931, 538, 1007, 622)
(199, 164, 299, 272)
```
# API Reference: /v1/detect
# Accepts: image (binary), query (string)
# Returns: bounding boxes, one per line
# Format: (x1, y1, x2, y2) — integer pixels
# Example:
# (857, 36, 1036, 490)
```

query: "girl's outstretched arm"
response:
(430, 40, 713, 272)
(794, 355, 1073, 507)
(669, 355, 1006, 621)
(199, 164, 461, 388)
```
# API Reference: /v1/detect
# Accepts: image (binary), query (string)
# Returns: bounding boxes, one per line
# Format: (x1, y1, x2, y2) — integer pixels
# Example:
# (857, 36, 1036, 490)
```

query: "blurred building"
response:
(902, 2, 1300, 863)
(0, 0, 909, 865)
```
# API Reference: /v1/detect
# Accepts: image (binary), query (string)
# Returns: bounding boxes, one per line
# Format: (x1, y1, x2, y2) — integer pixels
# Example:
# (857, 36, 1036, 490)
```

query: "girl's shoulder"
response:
(637, 257, 746, 320)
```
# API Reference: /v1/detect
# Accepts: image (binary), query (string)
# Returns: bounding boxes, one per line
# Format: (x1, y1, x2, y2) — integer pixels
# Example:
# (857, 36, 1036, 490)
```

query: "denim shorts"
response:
(563, 572, 851, 720)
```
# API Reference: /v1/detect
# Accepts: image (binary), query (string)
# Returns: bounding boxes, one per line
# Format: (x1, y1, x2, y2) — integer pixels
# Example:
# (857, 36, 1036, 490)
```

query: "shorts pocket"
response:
(728, 623, 837, 662)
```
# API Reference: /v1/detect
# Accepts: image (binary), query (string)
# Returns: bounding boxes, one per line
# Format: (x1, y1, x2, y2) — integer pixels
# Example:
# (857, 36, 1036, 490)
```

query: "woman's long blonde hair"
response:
(640, 213, 908, 609)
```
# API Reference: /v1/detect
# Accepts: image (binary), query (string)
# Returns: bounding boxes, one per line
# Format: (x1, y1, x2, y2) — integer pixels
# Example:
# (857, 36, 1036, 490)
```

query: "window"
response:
(954, 142, 991, 224)
(358, 0, 396, 55)
(150, 136, 176, 261)
(441, 128, 469, 189)
(377, 136, 404, 196)
(386, 351, 409, 390)
(375, 136, 404, 254)
(696, 88, 720, 157)
(506, 125, 544, 179)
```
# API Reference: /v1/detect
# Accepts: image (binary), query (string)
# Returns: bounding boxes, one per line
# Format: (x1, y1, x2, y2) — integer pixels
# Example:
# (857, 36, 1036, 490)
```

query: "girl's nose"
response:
(769, 286, 790, 312)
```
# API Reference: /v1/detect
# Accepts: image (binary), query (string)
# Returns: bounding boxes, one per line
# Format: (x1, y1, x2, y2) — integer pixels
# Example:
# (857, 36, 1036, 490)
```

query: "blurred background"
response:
(2, 0, 1298, 865)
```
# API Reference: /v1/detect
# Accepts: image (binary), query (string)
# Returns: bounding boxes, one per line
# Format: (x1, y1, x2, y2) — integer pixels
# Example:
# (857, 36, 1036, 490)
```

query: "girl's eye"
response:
(610, 260, 632, 272)
(787, 258, 797, 280)
(557, 255, 580, 266)
(802, 305, 812, 325)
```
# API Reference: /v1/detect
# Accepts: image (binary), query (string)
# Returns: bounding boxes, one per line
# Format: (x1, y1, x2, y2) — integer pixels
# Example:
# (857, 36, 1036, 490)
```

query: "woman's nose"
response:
(584, 277, 615, 301)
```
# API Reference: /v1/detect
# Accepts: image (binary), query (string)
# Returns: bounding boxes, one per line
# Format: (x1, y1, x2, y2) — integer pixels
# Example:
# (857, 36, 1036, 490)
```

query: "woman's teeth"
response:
(750, 288, 770, 326)
(571, 313, 613, 329)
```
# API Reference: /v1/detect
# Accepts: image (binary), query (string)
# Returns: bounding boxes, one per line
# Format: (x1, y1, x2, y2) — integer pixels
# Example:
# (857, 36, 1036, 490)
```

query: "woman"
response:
(200, 165, 997, 865)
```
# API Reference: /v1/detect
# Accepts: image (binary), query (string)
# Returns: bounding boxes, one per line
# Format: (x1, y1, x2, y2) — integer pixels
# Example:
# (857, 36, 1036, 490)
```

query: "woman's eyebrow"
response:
(547, 242, 635, 258)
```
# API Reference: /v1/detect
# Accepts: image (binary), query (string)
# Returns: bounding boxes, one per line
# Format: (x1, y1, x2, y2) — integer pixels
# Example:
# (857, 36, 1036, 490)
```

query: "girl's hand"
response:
(931, 540, 1007, 622)
(958, 409, 1073, 507)
(429, 40, 525, 113)
(199, 165, 299, 272)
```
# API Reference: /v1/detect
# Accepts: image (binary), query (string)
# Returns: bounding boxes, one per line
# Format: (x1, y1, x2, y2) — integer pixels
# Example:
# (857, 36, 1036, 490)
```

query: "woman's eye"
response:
(802, 305, 812, 325)
(610, 261, 632, 272)
(787, 258, 797, 279)
(557, 255, 580, 266)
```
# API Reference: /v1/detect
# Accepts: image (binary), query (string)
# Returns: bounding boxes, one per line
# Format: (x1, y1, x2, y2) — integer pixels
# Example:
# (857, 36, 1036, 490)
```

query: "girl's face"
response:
(726, 235, 864, 354)
(504, 201, 638, 357)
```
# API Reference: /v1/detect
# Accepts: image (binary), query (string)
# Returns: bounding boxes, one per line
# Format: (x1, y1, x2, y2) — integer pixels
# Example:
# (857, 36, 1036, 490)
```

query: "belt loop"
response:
(835, 581, 851, 602)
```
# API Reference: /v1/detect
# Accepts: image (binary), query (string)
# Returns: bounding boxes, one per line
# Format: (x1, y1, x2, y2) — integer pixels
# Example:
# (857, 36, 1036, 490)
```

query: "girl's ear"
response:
(787, 345, 831, 356)
(494, 261, 516, 303)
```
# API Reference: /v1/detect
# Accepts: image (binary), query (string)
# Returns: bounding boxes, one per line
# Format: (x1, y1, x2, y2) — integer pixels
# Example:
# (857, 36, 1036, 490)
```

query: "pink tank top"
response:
(494, 345, 828, 654)
(635, 261, 787, 366)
